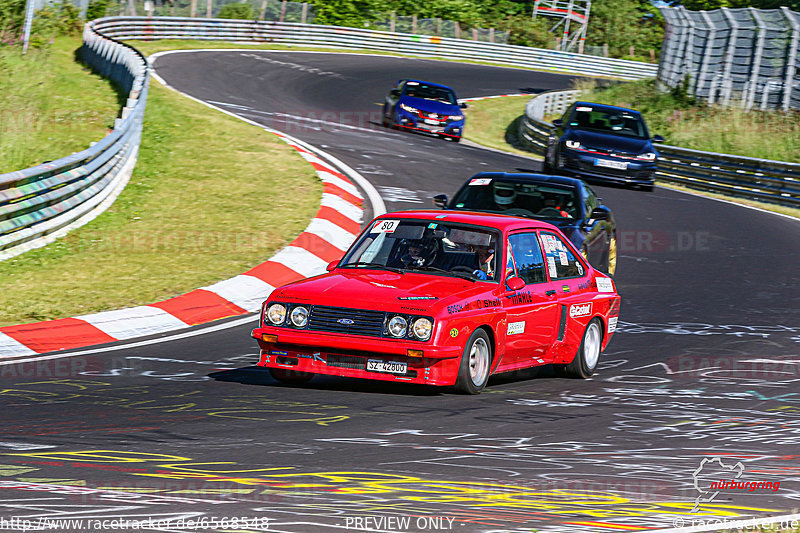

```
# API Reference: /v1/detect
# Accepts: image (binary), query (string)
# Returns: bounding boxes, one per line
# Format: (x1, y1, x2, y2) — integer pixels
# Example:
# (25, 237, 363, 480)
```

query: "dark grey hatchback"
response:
(434, 172, 617, 276)
(545, 101, 664, 191)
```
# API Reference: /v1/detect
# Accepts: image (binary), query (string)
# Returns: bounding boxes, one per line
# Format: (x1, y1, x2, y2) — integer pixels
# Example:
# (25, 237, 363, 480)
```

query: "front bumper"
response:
(559, 150, 656, 186)
(396, 110, 463, 138)
(252, 327, 463, 386)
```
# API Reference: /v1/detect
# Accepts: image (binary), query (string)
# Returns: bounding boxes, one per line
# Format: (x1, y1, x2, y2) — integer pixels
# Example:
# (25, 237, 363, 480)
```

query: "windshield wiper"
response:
(338, 261, 404, 274)
(412, 266, 477, 282)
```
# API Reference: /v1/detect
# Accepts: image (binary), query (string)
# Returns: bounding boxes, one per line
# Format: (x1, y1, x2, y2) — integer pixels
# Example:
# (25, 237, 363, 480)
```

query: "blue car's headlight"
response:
(449, 114, 464, 121)
(636, 152, 657, 161)
(566, 140, 582, 149)
(400, 103, 418, 113)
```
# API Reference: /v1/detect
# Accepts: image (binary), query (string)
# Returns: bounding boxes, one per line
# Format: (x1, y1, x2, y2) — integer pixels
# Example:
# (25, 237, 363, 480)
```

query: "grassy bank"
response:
(463, 95, 541, 158)
(0, 37, 320, 326)
(0, 39, 120, 171)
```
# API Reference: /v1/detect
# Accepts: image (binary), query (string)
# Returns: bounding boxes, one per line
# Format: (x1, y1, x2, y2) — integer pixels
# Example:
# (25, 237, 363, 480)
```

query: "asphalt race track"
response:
(1, 52, 799, 532)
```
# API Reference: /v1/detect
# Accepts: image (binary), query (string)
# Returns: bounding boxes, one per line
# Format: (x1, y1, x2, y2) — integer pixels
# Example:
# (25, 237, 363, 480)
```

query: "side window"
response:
(539, 232, 585, 279)
(507, 233, 546, 285)
(583, 185, 597, 216)
(505, 242, 517, 279)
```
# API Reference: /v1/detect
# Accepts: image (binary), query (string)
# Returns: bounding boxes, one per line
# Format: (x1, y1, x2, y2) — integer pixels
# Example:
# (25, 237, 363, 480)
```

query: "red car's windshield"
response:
(340, 219, 501, 281)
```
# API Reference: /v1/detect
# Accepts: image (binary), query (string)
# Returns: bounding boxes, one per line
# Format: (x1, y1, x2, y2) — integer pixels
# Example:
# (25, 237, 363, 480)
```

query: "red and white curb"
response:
(0, 61, 385, 358)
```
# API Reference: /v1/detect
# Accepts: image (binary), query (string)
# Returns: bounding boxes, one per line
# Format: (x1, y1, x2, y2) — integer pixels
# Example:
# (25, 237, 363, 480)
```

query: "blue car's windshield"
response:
(451, 180, 580, 221)
(568, 105, 649, 139)
(404, 83, 458, 105)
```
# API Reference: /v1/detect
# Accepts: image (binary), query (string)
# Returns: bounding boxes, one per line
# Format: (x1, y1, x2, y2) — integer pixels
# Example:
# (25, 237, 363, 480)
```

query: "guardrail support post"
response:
(781, 7, 800, 111)
(720, 8, 738, 106)
(746, 8, 767, 111)
(696, 11, 716, 103)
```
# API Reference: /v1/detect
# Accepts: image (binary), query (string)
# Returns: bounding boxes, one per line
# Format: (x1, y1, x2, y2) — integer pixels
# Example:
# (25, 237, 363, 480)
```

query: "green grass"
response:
(463, 95, 541, 159)
(0, 39, 121, 171)
(0, 37, 320, 326)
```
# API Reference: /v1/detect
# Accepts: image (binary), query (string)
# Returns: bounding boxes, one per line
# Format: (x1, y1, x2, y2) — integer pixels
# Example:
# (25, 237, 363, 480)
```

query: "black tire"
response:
(451, 136, 461, 143)
(454, 329, 492, 394)
(542, 154, 553, 173)
(562, 318, 603, 379)
(269, 367, 314, 384)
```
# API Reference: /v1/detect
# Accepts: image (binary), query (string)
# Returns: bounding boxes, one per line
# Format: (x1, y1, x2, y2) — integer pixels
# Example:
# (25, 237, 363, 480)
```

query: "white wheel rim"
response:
(469, 338, 490, 386)
(584, 322, 602, 370)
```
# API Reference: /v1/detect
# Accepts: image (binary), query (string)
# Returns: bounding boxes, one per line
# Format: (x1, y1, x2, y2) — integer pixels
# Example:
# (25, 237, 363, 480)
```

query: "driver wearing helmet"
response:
(471, 245, 495, 280)
(399, 236, 437, 268)
(493, 184, 518, 210)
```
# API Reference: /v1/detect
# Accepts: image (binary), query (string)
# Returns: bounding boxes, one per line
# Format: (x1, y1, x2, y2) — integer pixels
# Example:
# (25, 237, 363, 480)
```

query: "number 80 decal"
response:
(371, 219, 400, 233)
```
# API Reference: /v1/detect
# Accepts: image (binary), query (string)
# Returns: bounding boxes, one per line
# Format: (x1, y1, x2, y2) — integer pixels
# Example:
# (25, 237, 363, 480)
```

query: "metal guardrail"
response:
(518, 90, 800, 207)
(91, 17, 658, 81)
(658, 7, 800, 111)
(0, 23, 149, 261)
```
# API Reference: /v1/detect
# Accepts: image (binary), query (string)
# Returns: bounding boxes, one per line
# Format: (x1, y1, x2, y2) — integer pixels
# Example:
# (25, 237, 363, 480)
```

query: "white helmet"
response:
(494, 185, 516, 206)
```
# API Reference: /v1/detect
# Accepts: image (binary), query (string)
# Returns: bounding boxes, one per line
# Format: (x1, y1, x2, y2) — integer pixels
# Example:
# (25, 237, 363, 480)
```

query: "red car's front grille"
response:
(308, 306, 386, 337)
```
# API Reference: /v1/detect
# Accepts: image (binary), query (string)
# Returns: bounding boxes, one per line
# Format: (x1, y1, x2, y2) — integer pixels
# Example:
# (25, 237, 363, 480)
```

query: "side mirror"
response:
(326, 260, 339, 272)
(589, 207, 610, 221)
(460, 102, 469, 109)
(552, 118, 563, 127)
(652, 134, 665, 143)
(506, 276, 525, 291)
(433, 194, 448, 209)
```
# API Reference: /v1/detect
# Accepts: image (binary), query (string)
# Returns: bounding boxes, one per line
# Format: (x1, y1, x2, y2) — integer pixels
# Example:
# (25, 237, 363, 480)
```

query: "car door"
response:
(538, 230, 596, 362)
(500, 232, 561, 369)
(580, 183, 608, 266)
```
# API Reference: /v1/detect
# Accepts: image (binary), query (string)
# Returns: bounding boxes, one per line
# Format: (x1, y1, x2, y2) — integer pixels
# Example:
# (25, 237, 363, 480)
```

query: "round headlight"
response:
(266, 303, 287, 325)
(566, 140, 581, 149)
(387, 316, 408, 338)
(411, 318, 432, 341)
(290, 306, 309, 327)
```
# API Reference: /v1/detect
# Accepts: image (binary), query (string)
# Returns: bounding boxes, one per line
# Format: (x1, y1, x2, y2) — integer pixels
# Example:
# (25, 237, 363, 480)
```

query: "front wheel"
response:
(269, 367, 314, 384)
(454, 329, 492, 394)
(562, 318, 603, 379)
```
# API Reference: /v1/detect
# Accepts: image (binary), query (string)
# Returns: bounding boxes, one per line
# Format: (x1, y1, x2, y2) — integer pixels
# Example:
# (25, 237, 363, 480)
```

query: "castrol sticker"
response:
(569, 303, 592, 318)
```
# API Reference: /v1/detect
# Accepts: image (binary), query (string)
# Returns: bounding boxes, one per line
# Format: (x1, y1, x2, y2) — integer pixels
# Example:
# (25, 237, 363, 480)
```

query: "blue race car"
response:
(545, 101, 665, 191)
(382, 79, 467, 142)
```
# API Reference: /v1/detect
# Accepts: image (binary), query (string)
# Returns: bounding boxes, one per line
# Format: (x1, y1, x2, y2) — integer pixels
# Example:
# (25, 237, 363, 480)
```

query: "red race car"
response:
(252, 210, 620, 394)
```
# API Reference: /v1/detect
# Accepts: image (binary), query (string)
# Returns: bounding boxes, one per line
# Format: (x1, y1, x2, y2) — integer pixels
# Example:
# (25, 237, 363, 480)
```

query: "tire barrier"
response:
(518, 90, 800, 207)
(0, 24, 148, 261)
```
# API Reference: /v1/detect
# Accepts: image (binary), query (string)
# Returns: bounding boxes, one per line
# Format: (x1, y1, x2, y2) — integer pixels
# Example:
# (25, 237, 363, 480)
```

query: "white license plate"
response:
(595, 158, 628, 170)
(367, 359, 407, 374)
(424, 119, 439, 125)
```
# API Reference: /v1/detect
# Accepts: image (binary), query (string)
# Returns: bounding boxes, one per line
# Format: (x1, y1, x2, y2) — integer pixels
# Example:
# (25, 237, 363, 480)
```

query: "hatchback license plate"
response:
(367, 359, 407, 374)
(595, 158, 628, 170)
(424, 119, 439, 125)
